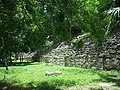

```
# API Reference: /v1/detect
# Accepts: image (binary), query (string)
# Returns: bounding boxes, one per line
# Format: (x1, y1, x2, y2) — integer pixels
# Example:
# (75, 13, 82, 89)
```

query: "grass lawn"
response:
(0, 62, 120, 90)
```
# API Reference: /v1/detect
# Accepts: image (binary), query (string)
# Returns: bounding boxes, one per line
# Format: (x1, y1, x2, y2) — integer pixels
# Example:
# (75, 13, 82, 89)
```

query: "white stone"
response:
(45, 71, 62, 76)
(97, 83, 113, 87)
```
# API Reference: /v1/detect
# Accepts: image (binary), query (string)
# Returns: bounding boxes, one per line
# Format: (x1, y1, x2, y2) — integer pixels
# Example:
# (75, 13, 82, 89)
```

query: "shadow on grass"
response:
(98, 73, 120, 87)
(0, 62, 40, 67)
(12, 62, 37, 66)
(0, 78, 76, 90)
(0, 81, 61, 90)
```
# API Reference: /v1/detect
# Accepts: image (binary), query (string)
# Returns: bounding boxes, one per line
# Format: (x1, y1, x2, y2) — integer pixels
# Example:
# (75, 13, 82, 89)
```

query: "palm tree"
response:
(104, 0, 120, 34)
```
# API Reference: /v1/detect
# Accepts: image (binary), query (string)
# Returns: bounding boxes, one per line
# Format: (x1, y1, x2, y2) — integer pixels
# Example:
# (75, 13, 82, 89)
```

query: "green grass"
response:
(0, 62, 120, 90)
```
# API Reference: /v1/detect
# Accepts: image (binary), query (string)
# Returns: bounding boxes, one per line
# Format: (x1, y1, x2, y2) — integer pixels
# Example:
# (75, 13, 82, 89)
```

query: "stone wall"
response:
(42, 29, 120, 70)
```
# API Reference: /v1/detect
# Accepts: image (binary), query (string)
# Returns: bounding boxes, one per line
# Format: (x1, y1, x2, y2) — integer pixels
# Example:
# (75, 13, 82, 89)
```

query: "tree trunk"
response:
(9, 51, 12, 63)
(4, 58, 8, 70)
(15, 53, 18, 60)
(102, 57, 106, 70)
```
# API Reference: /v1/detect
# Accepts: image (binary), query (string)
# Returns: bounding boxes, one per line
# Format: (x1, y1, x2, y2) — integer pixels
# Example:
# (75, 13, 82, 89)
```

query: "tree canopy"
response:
(0, 0, 119, 61)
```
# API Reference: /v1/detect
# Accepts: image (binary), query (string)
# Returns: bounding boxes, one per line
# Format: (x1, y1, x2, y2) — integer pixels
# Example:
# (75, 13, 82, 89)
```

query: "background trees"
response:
(0, 0, 118, 68)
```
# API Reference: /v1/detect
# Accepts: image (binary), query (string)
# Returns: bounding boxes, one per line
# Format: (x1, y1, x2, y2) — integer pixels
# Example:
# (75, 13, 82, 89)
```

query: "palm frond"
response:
(105, 7, 120, 19)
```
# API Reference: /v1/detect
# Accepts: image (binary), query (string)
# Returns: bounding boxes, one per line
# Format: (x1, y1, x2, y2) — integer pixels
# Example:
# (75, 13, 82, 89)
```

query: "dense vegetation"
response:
(0, 0, 120, 67)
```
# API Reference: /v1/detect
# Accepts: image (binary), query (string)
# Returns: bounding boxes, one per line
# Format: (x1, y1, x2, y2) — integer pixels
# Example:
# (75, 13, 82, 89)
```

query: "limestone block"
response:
(116, 55, 120, 60)
(109, 50, 116, 54)
(117, 50, 120, 54)
(45, 71, 62, 76)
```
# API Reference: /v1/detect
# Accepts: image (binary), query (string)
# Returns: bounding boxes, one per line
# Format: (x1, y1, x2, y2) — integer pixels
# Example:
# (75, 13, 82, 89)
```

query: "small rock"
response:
(45, 71, 62, 76)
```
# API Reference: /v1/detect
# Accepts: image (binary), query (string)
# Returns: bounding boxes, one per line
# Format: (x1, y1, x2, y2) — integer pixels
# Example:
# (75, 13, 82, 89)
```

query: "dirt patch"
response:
(63, 82, 120, 90)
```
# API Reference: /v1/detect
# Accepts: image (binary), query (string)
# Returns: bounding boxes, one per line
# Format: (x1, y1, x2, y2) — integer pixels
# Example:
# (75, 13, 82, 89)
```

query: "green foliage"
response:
(105, 7, 120, 28)
(99, 0, 120, 37)
(90, 86, 103, 90)
(1, 0, 118, 61)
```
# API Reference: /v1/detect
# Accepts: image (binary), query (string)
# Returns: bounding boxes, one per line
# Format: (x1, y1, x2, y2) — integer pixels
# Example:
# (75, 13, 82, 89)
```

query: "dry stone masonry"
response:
(42, 29, 120, 70)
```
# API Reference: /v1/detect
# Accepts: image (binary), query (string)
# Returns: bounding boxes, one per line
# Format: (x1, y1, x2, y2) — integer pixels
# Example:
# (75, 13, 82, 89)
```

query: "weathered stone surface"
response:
(42, 29, 120, 70)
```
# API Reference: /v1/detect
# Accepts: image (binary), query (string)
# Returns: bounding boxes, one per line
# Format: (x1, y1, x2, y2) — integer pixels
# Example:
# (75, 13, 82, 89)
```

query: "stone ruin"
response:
(42, 29, 120, 70)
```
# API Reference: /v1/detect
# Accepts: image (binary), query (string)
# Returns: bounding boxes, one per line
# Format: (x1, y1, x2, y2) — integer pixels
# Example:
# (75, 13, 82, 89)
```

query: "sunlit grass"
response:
(0, 62, 119, 90)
